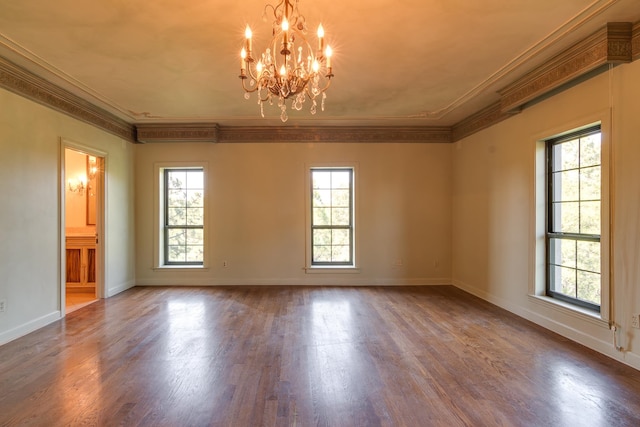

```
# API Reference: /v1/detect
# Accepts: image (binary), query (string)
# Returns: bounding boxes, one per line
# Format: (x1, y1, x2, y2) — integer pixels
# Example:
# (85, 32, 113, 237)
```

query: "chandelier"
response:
(239, 0, 334, 122)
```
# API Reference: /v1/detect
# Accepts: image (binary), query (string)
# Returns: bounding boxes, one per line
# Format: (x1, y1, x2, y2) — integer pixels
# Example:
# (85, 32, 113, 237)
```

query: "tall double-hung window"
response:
(163, 168, 204, 265)
(546, 125, 601, 311)
(310, 168, 354, 266)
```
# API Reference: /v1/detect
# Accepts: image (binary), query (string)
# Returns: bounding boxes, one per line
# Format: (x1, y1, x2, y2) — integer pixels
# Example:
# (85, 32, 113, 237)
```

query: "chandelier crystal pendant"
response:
(239, 0, 334, 122)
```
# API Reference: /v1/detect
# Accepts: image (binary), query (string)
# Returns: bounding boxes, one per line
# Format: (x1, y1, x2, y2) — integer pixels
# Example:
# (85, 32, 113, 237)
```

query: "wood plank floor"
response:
(1, 286, 639, 426)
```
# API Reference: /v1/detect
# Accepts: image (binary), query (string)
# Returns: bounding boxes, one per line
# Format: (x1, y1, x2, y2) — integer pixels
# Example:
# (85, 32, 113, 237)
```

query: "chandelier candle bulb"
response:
(317, 24, 324, 51)
(325, 45, 332, 68)
(240, 48, 247, 70)
(245, 26, 252, 57)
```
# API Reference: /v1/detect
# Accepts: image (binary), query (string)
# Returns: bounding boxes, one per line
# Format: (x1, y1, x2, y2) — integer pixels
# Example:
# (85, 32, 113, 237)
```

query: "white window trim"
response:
(153, 162, 209, 269)
(305, 162, 359, 272)
(530, 113, 610, 323)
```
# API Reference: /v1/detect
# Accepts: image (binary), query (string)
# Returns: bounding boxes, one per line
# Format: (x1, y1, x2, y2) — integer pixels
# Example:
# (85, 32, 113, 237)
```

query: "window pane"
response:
(168, 245, 187, 263)
(168, 228, 186, 246)
(187, 190, 204, 207)
(552, 170, 579, 202)
(167, 207, 186, 226)
(580, 201, 600, 234)
(580, 134, 601, 167)
(312, 171, 331, 189)
(331, 245, 350, 263)
(313, 229, 331, 245)
(313, 208, 331, 226)
(332, 208, 350, 226)
(313, 245, 331, 262)
(576, 240, 600, 273)
(577, 270, 600, 305)
(332, 171, 351, 189)
(168, 171, 187, 189)
(168, 189, 186, 207)
(313, 189, 331, 207)
(552, 202, 579, 233)
(550, 265, 576, 297)
(186, 246, 204, 263)
(332, 189, 350, 207)
(186, 229, 204, 245)
(186, 170, 204, 189)
(332, 229, 350, 245)
(553, 139, 579, 171)
(549, 238, 576, 268)
(186, 207, 204, 225)
(580, 166, 600, 200)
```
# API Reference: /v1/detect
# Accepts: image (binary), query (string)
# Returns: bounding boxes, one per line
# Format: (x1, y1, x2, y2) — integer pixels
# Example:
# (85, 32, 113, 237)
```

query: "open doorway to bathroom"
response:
(64, 147, 103, 313)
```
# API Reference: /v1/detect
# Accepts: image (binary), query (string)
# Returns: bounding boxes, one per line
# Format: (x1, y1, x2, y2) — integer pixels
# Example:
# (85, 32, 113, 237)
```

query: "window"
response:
(546, 125, 601, 311)
(163, 168, 204, 265)
(310, 168, 354, 266)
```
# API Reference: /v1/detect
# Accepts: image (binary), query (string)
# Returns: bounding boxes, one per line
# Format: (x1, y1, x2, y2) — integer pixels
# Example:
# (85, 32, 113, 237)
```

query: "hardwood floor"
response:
(1, 286, 639, 426)
(65, 290, 98, 314)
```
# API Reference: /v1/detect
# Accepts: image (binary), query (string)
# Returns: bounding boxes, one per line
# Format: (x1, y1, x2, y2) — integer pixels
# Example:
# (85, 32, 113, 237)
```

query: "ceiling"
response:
(0, 0, 639, 129)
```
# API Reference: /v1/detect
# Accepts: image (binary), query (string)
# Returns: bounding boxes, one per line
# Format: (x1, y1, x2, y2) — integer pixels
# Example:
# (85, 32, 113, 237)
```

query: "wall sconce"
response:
(88, 156, 97, 180)
(68, 176, 86, 195)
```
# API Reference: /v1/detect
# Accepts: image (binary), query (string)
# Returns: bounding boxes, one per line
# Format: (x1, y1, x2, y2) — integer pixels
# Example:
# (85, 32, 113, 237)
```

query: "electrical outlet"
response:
(632, 314, 640, 329)
(0, 299, 6, 313)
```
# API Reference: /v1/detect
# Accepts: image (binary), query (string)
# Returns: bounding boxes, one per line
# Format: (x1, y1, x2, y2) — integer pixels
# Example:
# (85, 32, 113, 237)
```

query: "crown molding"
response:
(215, 126, 451, 144)
(452, 103, 520, 143)
(0, 56, 135, 142)
(498, 22, 633, 113)
(1, 21, 638, 145)
(136, 123, 220, 143)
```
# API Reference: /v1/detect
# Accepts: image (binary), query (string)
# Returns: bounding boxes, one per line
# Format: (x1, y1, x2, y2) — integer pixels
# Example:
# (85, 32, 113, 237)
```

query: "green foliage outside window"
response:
(165, 169, 204, 264)
(548, 128, 601, 309)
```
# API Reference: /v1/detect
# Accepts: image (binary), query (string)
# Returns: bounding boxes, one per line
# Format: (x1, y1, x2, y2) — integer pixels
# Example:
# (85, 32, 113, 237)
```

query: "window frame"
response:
(545, 125, 602, 312)
(154, 162, 208, 269)
(307, 165, 357, 269)
(163, 168, 205, 266)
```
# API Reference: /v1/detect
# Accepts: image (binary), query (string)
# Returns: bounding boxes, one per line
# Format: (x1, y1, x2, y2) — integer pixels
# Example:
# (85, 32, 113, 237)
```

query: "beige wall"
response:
(0, 88, 136, 345)
(135, 142, 452, 286)
(452, 59, 640, 370)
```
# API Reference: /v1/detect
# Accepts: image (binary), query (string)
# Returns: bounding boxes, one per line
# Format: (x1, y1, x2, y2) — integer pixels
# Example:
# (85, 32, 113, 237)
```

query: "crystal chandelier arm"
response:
(240, 76, 260, 93)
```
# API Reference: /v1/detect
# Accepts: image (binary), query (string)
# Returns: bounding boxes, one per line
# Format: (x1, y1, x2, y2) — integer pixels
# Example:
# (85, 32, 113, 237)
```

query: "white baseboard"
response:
(0, 311, 62, 346)
(134, 277, 452, 287)
(106, 280, 136, 297)
(452, 279, 640, 371)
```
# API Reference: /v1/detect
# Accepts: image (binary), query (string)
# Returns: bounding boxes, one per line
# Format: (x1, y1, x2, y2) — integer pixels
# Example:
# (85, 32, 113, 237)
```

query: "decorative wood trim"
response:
(452, 102, 520, 142)
(633, 22, 640, 61)
(499, 22, 633, 113)
(0, 56, 135, 142)
(136, 123, 220, 143)
(216, 126, 451, 143)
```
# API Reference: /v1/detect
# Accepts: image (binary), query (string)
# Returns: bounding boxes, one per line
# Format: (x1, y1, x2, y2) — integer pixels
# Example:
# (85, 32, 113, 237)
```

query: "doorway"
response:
(63, 146, 104, 314)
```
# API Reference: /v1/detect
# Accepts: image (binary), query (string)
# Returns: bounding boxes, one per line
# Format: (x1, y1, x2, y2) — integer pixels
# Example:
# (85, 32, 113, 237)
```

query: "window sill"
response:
(154, 265, 209, 272)
(528, 294, 609, 328)
(305, 267, 361, 274)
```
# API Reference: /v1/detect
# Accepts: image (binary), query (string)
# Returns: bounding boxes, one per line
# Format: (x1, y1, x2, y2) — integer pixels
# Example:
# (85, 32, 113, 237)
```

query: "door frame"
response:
(60, 138, 107, 313)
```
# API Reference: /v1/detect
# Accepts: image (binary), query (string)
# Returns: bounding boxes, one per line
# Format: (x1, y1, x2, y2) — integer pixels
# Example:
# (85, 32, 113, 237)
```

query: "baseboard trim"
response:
(106, 280, 136, 297)
(452, 279, 640, 371)
(0, 311, 62, 346)
(134, 277, 452, 287)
